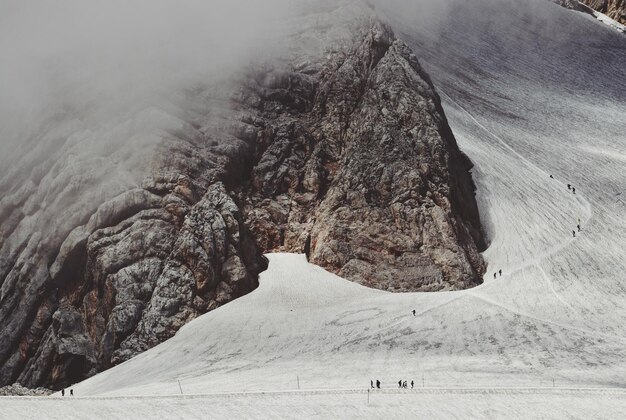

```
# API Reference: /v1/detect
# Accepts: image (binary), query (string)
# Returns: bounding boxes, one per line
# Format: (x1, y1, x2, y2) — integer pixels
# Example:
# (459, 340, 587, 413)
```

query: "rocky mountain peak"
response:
(0, 0, 485, 389)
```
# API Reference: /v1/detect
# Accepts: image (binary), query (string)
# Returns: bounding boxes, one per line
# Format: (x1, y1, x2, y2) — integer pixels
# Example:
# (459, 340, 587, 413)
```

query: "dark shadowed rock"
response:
(237, 9, 486, 292)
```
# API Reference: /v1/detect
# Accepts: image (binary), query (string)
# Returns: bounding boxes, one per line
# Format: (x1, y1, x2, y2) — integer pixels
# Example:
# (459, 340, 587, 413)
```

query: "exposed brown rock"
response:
(237, 13, 486, 292)
(582, 0, 626, 24)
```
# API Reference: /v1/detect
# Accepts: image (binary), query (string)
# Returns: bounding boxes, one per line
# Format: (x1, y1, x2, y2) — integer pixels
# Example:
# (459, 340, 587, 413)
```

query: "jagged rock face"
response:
(553, 0, 589, 10)
(582, 0, 626, 24)
(0, 102, 268, 388)
(553, 0, 626, 24)
(0, 1, 485, 388)
(0, 383, 51, 396)
(237, 11, 486, 292)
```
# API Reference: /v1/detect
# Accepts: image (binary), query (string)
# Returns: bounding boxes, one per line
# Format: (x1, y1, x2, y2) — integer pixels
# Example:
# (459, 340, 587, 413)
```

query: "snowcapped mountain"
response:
(0, 0, 485, 389)
(1, 0, 626, 417)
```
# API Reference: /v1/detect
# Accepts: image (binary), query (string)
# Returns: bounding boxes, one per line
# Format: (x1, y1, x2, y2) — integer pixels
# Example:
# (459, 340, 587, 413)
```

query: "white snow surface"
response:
(3, 0, 626, 418)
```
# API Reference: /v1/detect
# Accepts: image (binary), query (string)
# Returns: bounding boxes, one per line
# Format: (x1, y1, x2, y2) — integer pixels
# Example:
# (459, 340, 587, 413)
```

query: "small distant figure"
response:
(403, 380, 408, 388)
(572, 187, 576, 194)
(494, 272, 497, 279)
(412, 309, 416, 316)
(61, 389, 65, 397)
(567, 184, 571, 190)
(70, 389, 74, 396)
(572, 230, 576, 237)
(411, 380, 414, 389)
(550, 174, 554, 179)
(577, 224, 581, 232)
(398, 380, 402, 388)
(376, 380, 381, 389)
(499, 269, 502, 277)
(371, 380, 374, 389)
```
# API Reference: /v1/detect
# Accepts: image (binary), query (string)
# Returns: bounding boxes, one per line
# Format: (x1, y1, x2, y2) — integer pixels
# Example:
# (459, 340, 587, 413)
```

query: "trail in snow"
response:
(2, 387, 626, 420)
(439, 88, 592, 311)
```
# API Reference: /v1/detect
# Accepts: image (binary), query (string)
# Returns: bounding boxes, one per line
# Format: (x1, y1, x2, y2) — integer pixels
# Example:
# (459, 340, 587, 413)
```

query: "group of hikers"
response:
(60, 388, 74, 396)
(398, 380, 414, 389)
(487, 175, 583, 278)
(563, 179, 582, 237)
(369, 379, 416, 389)
(573, 217, 581, 237)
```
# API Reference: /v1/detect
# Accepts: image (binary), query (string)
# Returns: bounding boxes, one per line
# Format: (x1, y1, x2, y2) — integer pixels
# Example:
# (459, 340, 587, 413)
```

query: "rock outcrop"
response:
(0, 101, 268, 388)
(0, 0, 485, 389)
(552, 0, 626, 25)
(0, 383, 52, 396)
(581, 0, 626, 24)
(237, 7, 486, 292)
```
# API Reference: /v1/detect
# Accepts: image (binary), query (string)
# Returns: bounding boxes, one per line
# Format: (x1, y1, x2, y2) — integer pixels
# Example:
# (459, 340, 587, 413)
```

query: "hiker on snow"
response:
(572, 230, 576, 237)
(499, 269, 502, 277)
(411, 380, 414, 389)
(376, 380, 381, 389)
(567, 184, 571, 190)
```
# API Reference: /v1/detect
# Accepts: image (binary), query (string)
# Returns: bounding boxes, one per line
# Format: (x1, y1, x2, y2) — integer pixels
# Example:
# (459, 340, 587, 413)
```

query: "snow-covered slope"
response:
(65, 251, 626, 396)
(2, 0, 625, 417)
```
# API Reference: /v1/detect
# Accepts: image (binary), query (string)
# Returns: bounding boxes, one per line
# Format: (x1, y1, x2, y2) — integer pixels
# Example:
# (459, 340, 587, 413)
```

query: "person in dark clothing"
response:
(412, 309, 416, 316)
(572, 230, 576, 237)
(404, 381, 407, 388)
(398, 380, 402, 388)
(499, 269, 502, 277)
(567, 184, 571, 190)
(61, 389, 65, 397)
(572, 187, 576, 194)
(577, 224, 581, 232)
(494, 272, 497, 279)
(371, 380, 374, 388)
(376, 380, 381, 389)
(70, 389, 73, 396)
(411, 380, 414, 389)
(550, 175, 554, 179)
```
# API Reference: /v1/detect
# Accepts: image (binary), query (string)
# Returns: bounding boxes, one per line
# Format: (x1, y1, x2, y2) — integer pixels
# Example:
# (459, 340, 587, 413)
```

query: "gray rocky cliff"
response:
(0, 1, 485, 389)
(581, 0, 625, 24)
